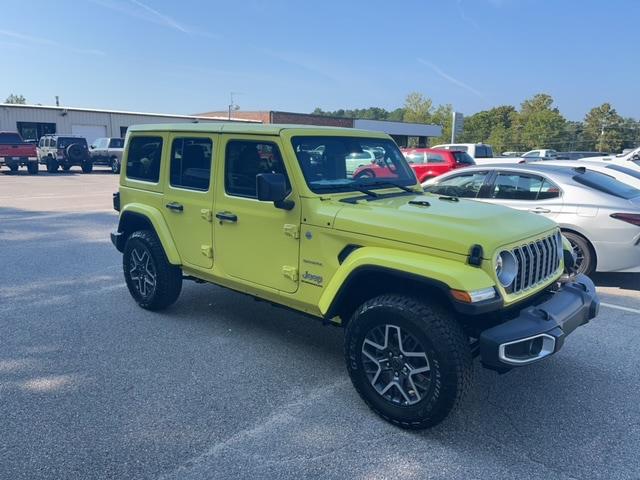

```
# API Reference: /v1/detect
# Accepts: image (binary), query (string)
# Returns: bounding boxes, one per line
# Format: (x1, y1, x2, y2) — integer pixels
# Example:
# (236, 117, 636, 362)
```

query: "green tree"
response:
(583, 103, 624, 152)
(402, 92, 433, 124)
(513, 93, 566, 150)
(459, 105, 517, 145)
(429, 104, 453, 145)
(5, 93, 26, 104)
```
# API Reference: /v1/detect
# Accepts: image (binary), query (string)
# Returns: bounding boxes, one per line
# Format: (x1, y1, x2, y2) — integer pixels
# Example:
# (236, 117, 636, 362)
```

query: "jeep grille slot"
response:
(511, 232, 561, 293)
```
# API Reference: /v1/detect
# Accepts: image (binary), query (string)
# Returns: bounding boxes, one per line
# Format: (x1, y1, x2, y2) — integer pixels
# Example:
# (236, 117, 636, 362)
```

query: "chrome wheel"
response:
(362, 324, 431, 406)
(129, 248, 157, 298)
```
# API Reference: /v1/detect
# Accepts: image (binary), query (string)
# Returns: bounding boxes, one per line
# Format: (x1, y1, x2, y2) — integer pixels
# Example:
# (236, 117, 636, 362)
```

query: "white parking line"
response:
(601, 302, 640, 315)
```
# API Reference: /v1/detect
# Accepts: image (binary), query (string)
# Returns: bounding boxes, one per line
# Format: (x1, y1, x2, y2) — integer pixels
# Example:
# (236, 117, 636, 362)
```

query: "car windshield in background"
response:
(0, 133, 23, 144)
(453, 151, 475, 165)
(291, 136, 416, 193)
(573, 170, 640, 199)
(58, 138, 87, 148)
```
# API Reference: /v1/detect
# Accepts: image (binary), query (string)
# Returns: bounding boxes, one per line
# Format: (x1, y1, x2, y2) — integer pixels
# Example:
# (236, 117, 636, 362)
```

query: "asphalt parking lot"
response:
(1, 167, 639, 480)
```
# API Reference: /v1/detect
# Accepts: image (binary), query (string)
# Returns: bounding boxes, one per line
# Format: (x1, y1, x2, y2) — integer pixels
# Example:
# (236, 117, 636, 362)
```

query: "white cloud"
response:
(418, 58, 486, 100)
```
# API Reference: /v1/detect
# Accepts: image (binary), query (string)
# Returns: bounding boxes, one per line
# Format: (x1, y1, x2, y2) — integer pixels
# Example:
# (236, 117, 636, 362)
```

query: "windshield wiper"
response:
(353, 186, 379, 198)
(365, 181, 416, 193)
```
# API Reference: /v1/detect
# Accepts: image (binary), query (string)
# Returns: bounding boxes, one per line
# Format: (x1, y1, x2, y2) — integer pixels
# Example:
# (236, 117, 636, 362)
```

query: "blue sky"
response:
(0, 0, 637, 120)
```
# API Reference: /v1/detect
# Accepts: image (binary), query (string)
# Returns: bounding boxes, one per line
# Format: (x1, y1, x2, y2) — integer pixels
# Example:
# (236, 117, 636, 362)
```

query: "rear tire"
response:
(123, 230, 182, 310)
(345, 294, 472, 429)
(62, 165, 71, 172)
(27, 163, 38, 175)
(8, 164, 19, 173)
(563, 231, 595, 275)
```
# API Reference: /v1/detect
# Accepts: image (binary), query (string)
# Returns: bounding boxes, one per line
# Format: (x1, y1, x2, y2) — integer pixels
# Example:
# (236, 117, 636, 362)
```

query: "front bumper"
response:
(479, 274, 599, 370)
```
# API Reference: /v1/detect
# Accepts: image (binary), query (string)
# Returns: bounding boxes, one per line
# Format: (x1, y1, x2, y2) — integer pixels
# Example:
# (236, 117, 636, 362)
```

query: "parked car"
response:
(555, 151, 608, 161)
(90, 137, 125, 173)
(424, 163, 640, 274)
(353, 148, 474, 182)
(431, 143, 522, 165)
(542, 160, 640, 189)
(110, 123, 597, 429)
(583, 146, 640, 169)
(518, 149, 559, 162)
(0, 131, 38, 174)
(38, 135, 93, 173)
(344, 150, 376, 175)
(501, 151, 523, 157)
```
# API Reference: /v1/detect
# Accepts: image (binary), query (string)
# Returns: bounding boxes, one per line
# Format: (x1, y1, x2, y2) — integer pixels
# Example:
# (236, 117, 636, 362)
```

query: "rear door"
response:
(161, 134, 216, 269)
(484, 171, 563, 218)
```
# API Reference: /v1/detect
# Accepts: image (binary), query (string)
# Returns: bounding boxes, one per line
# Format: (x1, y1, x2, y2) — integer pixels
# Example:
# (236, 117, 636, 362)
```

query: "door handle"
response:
(529, 207, 551, 214)
(215, 211, 238, 223)
(165, 202, 184, 212)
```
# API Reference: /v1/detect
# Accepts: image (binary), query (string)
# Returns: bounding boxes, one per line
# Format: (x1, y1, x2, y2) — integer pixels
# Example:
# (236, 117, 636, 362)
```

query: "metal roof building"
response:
(0, 104, 257, 145)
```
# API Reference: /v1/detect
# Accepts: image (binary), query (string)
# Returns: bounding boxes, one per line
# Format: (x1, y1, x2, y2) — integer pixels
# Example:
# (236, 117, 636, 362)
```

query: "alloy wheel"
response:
(361, 324, 431, 406)
(129, 248, 157, 298)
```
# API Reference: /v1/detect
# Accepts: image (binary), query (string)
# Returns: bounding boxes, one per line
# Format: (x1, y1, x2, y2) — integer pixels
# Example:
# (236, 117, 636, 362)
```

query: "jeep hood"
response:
(332, 193, 557, 258)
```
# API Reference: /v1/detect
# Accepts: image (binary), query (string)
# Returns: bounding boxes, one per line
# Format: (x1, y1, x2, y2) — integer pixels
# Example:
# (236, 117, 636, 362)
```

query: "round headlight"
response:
(496, 250, 518, 287)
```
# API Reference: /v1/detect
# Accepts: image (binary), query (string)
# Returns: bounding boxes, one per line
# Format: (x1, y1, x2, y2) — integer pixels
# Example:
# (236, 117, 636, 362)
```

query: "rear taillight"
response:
(611, 213, 640, 226)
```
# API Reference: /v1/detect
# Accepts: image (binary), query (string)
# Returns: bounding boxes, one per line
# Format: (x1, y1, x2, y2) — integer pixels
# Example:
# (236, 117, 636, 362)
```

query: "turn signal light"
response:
(610, 213, 640, 227)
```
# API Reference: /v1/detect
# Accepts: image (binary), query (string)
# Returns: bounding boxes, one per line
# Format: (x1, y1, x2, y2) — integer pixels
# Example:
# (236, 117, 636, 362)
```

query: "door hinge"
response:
(201, 245, 213, 258)
(282, 266, 298, 282)
(201, 209, 213, 222)
(283, 224, 299, 239)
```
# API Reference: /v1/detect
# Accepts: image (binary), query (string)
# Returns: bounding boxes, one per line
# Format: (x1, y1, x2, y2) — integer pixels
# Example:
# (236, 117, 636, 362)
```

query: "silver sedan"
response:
(423, 163, 640, 274)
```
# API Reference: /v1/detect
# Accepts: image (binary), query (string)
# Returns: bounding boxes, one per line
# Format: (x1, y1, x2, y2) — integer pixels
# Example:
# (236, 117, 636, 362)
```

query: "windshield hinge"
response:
(283, 224, 300, 239)
(282, 265, 298, 282)
(200, 209, 213, 222)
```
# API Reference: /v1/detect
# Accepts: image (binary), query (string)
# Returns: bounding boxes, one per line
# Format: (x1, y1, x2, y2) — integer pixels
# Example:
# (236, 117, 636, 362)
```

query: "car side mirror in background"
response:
(633, 153, 640, 161)
(90, 145, 95, 149)
(256, 173, 294, 210)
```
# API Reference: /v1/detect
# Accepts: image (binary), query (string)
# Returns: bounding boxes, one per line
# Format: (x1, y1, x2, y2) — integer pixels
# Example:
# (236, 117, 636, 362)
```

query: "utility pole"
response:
(228, 92, 240, 120)
(599, 122, 606, 152)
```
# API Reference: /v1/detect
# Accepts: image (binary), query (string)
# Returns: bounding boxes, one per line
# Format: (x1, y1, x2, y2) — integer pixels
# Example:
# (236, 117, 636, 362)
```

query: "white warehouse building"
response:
(0, 104, 253, 144)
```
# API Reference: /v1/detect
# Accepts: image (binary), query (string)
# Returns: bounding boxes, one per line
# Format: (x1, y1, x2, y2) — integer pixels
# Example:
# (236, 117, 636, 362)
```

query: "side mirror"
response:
(256, 173, 294, 210)
(90, 145, 95, 149)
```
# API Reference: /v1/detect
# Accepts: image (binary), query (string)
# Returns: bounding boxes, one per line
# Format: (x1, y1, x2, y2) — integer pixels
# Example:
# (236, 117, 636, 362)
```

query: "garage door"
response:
(71, 124, 107, 145)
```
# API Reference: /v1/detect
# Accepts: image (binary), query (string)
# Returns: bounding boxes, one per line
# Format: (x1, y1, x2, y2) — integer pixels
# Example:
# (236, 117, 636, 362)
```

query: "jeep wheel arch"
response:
(117, 208, 181, 265)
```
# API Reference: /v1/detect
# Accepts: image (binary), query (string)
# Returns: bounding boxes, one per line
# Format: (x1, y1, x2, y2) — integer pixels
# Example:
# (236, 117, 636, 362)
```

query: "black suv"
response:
(38, 135, 93, 173)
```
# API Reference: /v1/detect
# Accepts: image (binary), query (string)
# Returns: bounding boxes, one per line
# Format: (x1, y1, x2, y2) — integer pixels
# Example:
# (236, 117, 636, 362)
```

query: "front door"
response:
(162, 134, 215, 269)
(214, 135, 300, 293)
(483, 171, 563, 219)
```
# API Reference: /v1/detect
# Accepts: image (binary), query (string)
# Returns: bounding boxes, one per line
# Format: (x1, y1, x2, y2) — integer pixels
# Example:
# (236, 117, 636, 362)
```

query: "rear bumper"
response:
(0, 156, 37, 166)
(479, 274, 599, 370)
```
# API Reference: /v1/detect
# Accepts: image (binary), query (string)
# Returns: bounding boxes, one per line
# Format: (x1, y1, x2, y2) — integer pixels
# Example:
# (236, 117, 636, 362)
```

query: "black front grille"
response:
(511, 232, 561, 293)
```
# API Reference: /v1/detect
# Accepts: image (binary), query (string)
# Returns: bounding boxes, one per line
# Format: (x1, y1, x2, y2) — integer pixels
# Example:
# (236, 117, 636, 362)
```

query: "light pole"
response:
(228, 92, 240, 120)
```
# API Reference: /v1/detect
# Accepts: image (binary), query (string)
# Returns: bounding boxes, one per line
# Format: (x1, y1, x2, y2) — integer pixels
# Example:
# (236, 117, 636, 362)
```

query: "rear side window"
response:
(109, 138, 124, 148)
(573, 171, 640, 199)
(170, 137, 212, 191)
(405, 153, 426, 164)
(475, 145, 492, 158)
(453, 151, 475, 165)
(491, 173, 546, 200)
(426, 153, 446, 164)
(605, 164, 640, 181)
(225, 140, 289, 198)
(126, 136, 163, 183)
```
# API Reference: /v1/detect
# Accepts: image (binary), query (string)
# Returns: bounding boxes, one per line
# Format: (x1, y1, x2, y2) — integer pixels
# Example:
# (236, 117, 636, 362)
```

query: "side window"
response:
(475, 146, 489, 158)
(427, 171, 489, 198)
(537, 179, 561, 199)
(523, 151, 539, 158)
(50, 138, 57, 148)
(39, 138, 45, 147)
(225, 140, 288, 198)
(126, 136, 163, 183)
(170, 137, 212, 191)
(491, 173, 543, 200)
(426, 153, 446, 164)
(406, 153, 425, 164)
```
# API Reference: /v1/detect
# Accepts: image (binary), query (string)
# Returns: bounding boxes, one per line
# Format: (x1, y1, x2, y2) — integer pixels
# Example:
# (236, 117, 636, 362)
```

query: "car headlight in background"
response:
(496, 250, 518, 287)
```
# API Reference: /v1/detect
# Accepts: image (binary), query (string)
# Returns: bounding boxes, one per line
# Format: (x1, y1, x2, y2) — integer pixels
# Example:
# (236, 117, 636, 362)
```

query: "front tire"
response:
(123, 230, 182, 310)
(110, 157, 120, 174)
(563, 231, 595, 275)
(345, 294, 472, 429)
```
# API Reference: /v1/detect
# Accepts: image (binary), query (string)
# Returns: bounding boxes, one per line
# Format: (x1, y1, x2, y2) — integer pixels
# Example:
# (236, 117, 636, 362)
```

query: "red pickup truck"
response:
(353, 148, 475, 183)
(0, 131, 39, 174)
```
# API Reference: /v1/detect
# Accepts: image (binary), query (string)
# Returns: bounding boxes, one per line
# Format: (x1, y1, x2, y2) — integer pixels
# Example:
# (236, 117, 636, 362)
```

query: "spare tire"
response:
(66, 143, 85, 163)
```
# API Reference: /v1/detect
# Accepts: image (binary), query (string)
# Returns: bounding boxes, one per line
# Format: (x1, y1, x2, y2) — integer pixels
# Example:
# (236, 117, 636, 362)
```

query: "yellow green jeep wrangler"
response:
(111, 124, 599, 429)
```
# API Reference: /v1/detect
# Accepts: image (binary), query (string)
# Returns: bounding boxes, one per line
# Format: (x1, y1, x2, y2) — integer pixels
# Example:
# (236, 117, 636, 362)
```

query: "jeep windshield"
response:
(291, 136, 416, 193)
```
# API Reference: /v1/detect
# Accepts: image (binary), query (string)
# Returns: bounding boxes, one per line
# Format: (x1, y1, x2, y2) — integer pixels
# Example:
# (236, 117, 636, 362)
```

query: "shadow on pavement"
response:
(592, 272, 639, 291)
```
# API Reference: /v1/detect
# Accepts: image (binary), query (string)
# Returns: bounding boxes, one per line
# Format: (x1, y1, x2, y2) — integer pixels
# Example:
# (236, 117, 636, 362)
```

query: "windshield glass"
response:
(291, 136, 416, 193)
(110, 138, 124, 148)
(573, 170, 640, 199)
(453, 151, 475, 165)
(0, 133, 23, 144)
